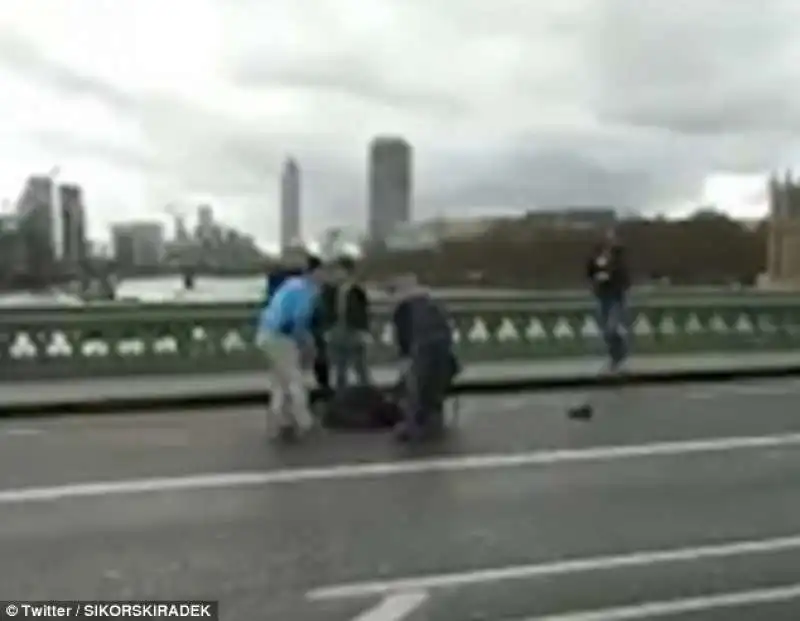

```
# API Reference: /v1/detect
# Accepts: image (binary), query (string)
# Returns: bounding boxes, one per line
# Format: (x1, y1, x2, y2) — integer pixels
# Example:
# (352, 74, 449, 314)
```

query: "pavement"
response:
(3, 351, 800, 409)
(3, 380, 800, 619)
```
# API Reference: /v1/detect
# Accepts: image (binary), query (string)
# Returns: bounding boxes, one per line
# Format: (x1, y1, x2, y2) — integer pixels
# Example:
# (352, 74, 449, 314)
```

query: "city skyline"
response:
(0, 1, 791, 247)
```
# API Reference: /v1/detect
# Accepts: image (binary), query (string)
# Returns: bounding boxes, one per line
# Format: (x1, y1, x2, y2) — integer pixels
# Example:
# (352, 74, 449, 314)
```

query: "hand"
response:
(298, 340, 316, 369)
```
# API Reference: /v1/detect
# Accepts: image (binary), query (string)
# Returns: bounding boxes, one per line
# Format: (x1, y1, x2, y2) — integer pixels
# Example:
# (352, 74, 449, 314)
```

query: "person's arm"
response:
(392, 300, 412, 358)
(615, 247, 631, 292)
(352, 286, 370, 332)
(290, 287, 316, 337)
(586, 256, 597, 282)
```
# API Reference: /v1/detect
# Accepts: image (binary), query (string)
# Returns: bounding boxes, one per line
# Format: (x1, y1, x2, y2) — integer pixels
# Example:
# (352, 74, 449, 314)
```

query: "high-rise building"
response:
(15, 175, 56, 281)
(368, 137, 412, 242)
(111, 221, 165, 268)
(59, 184, 87, 270)
(196, 204, 215, 241)
(280, 157, 301, 252)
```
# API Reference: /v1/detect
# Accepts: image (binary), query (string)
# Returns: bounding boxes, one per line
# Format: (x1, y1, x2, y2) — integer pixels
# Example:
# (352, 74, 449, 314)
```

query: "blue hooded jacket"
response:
(258, 276, 319, 344)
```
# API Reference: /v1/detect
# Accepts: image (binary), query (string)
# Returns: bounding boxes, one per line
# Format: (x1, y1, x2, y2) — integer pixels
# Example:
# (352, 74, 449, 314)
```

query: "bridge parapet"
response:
(1, 295, 799, 381)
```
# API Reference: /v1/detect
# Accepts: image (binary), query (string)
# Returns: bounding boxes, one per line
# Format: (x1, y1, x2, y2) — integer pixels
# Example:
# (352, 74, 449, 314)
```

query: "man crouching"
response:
(390, 274, 460, 442)
(256, 256, 325, 442)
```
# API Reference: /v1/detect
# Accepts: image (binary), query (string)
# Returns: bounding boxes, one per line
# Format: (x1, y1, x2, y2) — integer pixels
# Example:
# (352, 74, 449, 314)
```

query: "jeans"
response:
(329, 328, 369, 390)
(256, 332, 314, 436)
(597, 294, 629, 365)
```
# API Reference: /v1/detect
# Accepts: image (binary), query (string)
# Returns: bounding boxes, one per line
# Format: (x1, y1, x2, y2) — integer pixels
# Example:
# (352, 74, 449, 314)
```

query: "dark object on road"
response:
(319, 385, 403, 430)
(568, 403, 593, 420)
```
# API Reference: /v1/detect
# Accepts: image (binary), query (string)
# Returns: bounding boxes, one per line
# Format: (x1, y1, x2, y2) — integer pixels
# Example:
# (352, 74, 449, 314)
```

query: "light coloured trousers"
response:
(257, 332, 314, 435)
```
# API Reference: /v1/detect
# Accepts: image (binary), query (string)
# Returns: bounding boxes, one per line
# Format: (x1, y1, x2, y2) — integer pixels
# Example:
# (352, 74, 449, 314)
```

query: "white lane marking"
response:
(521, 581, 800, 620)
(307, 532, 800, 600)
(685, 381, 800, 400)
(350, 591, 428, 621)
(1, 428, 43, 437)
(3, 431, 800, 505)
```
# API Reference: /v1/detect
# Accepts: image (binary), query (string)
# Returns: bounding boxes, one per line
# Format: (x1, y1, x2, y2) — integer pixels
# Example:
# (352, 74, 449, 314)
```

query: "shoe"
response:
(393, 421, 421, 443)
(277, 423, 299, 443)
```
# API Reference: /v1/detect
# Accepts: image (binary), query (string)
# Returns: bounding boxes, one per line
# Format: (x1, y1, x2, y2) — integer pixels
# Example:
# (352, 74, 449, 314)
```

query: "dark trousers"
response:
(312, 333, 330, 390)
(597, 293, 629, 365)
(401, 345, 455, 432)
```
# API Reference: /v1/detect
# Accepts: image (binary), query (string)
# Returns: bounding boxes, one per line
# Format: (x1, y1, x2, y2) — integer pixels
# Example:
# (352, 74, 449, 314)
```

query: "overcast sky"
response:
(0, 0, 797, 246)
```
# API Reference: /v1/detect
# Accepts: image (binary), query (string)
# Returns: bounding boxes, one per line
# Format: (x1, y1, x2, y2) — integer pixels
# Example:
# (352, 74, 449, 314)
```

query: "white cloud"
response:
(0, 0, 797, 245)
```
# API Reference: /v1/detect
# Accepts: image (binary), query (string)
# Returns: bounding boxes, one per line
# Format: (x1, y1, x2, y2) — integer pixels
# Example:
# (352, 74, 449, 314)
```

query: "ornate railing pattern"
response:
(0, 298, 799, 380)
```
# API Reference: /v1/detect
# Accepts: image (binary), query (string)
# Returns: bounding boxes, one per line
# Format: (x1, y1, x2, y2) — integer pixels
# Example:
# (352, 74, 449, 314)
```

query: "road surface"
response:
(2, 379, 800, 620)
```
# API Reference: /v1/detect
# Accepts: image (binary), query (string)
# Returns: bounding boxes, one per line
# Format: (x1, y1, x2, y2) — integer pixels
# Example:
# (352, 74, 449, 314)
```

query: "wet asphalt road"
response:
(2, 379, 800, 620)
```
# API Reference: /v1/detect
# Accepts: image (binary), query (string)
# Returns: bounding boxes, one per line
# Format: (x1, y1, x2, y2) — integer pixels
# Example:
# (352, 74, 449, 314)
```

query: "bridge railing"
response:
(1, 294, 799, 381)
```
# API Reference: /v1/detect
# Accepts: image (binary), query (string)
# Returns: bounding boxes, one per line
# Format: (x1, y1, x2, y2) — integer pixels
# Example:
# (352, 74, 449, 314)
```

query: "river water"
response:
(0, 276, 535, 307)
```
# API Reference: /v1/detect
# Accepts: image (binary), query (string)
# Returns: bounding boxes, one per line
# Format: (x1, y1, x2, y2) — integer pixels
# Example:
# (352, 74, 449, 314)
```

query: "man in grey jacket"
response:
(390, 274, 459, 442)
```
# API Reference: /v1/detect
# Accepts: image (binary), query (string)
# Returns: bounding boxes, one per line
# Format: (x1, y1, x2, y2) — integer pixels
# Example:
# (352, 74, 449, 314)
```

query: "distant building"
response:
(15, 175, 56, 281)
(196, 204, 216, 242)
(767, 171, 800, 285)
(280, 158, 301, 253)
(384, 216, 495, 251)
(0, 214, 24, 284)
(522, 208, 618, 230)
(111, 221, 165, 268)
(368, 137, 412, 243)
(12, 176, 90, 280)
(59, 184, 87, 271)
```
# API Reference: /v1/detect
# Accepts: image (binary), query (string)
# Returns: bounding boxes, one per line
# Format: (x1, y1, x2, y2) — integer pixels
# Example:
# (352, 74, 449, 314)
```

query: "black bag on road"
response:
(320, 385, 402, 430)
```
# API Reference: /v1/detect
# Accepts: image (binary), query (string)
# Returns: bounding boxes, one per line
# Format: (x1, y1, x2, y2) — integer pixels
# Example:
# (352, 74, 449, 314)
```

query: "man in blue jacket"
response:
(265, 255, 331, 391)
(257, 256, 325, 441)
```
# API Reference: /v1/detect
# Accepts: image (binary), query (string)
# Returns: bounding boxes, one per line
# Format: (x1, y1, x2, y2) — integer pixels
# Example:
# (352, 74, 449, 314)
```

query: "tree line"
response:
(362, 213, 767, 289)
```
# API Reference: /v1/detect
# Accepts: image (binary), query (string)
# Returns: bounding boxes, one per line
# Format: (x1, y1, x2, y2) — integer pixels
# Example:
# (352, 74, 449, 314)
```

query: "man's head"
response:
(332, 255, 357, 283)
(387, 273, 420, 301)
(304, 254, 326, 284)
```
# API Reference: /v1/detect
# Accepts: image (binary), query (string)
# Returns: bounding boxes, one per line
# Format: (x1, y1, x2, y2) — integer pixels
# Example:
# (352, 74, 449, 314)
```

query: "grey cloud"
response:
(414, 130, 709, 217)
(585, 0, 800, 135)
(0, 29, 135, 113)
(31, 131, 157, 172)
(232, 55, 467, 116)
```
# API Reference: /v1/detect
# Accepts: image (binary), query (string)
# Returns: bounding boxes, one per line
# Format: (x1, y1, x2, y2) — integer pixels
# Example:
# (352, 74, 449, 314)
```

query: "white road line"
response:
(521, 582, 800, 620)
(0, 428, 43, 437)
(307, 532, 800, 600)
(2, 431, 800, 505)
(350, 591, 428, 621)
(685, 381, 800, 400)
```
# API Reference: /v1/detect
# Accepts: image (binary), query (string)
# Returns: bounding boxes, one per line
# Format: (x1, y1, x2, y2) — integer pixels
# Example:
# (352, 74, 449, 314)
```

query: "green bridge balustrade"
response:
(1, 294, 800, 381)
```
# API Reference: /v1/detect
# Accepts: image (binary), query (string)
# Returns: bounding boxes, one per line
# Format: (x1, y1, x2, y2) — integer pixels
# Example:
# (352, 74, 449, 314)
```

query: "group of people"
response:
(255, 228, 629, 445)
(256, 253, 458, 444)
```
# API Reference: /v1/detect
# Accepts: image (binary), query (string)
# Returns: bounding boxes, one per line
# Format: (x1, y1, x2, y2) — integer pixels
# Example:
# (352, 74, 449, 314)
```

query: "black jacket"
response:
(317, 282, 370, 331)
(587, 244, 630, 297)
(392, 293, 452, 358)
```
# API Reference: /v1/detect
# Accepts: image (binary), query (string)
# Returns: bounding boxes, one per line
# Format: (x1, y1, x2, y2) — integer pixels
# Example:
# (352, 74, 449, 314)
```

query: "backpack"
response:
(320, 385, 403, 430)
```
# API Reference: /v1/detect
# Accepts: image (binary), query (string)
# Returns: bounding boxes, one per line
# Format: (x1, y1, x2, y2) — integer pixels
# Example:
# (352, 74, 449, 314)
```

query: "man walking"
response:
(390, 274, 459, 442)
(257, 256, 325, 442)
(587, 229, 631, 372)
(328, 256, 371, 390)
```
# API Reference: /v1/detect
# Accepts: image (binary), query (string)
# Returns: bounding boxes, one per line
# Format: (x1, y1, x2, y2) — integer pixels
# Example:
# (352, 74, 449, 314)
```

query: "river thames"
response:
(0, 276, 536, 306)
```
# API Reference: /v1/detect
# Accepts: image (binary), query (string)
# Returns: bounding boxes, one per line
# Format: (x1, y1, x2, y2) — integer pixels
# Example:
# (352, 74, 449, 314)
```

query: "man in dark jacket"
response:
(390, 274, 459, 442)
(326, 256, 371, 390)
(587, 229, 631, 371)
